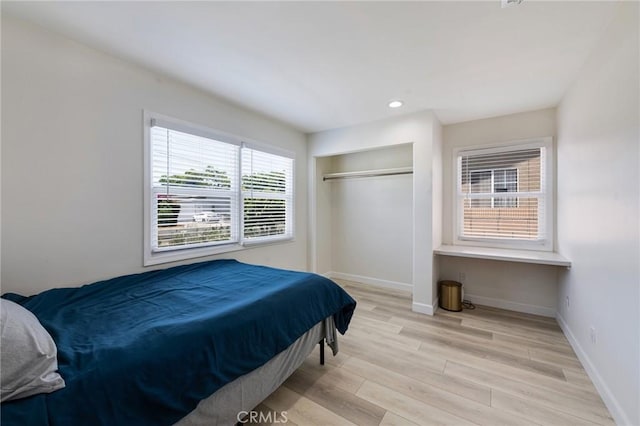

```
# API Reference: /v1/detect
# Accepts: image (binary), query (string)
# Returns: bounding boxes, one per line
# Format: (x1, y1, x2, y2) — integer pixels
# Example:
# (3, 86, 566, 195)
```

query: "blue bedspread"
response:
(1, 259, 356, 426)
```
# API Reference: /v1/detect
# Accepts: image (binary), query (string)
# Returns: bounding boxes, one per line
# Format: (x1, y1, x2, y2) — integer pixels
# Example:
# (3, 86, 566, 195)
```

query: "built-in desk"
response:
(434, 244, 571, 268)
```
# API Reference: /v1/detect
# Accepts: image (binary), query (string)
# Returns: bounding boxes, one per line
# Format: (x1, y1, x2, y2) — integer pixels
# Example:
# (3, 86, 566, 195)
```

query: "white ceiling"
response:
(3, 1, 618, 133)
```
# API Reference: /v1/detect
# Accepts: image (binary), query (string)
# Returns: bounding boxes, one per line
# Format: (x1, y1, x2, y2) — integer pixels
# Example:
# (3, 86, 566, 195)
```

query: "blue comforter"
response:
(1, 259, 356, 426)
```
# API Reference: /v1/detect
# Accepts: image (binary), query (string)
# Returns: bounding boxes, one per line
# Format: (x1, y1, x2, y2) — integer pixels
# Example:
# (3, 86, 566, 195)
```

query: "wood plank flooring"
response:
(255, 280, 613, 425)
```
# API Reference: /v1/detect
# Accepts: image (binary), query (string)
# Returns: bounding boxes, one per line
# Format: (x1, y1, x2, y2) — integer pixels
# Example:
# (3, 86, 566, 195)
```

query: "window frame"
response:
(143, 111, 295, 266)
(453, 137, 554, 252)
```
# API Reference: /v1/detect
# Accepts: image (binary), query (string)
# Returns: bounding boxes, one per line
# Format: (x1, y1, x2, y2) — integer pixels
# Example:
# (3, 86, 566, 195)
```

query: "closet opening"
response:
(313, 143, 414, 294)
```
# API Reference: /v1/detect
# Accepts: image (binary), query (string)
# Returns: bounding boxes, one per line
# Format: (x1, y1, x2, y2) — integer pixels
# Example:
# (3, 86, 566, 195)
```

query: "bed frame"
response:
(176, 317, 336, 426)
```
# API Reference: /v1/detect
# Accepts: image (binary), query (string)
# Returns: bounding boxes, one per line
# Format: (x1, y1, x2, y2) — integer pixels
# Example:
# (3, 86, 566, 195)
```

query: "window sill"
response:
(434, 244, 571, 268)
(144, 237, 295, 266)
(145, 243, 244, 266)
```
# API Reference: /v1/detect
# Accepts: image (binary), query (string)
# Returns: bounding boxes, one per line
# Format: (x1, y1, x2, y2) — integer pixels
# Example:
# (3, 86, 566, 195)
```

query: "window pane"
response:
(468, 170, 492, 207)
(470, 170, 492, 193)
(156, 194, 233, 248)
(241, 147, 293, 241)
(463, 197, 540, 239)
(152, 125, 239, 251)
(459, 146, 543, 241)
(493, 168, 518, 207)
(243, 198, 287, 238)
(152, 127, 238, 190)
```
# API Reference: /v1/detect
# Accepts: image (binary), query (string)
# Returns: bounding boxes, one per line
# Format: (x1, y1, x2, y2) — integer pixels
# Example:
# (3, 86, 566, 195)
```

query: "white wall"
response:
(328, 145, 413, 290)
(308, 111, 437, 314)
(440, 108, 558, 316)
(312, 156, 333, 276)
(556, 3, 639, 425)
(439, 256, 558, 316)
(1, 17, 308, 296)
(431, 119, 443, 303)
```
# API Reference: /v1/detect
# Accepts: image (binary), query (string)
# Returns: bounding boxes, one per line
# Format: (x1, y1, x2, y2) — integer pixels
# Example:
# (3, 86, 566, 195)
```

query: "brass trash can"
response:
(439, 280, 462, 312)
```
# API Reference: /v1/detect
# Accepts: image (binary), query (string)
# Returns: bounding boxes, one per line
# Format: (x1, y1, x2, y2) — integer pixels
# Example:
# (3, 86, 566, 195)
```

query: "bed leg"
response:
(319, 339, 325, 365)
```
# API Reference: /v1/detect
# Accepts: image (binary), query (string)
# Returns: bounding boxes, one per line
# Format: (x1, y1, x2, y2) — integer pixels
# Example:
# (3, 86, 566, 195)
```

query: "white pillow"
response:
(1, 299, 65, 402)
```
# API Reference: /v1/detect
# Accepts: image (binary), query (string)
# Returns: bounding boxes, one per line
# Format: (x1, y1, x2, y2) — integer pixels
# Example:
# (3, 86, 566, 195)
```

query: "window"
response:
(144, 113, 294, 265)
(469, 168, 518, 208)
(455, 138, 553, 250)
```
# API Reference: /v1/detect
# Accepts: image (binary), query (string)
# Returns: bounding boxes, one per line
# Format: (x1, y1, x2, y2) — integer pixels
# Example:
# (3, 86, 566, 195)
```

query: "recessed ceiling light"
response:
(388, 100, 403, 108)
(501, 0, 523, 8)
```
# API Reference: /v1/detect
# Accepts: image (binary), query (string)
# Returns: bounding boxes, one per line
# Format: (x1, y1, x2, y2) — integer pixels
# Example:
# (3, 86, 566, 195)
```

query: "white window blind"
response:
(151, 124, 240, 252)
(145, 113, 296, 264)
(456, 142, 550, 247)
(241, 146, 294, 243)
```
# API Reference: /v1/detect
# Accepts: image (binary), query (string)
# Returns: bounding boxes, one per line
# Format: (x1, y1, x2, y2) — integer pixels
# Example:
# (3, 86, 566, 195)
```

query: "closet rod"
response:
(323, 166, 413, 181)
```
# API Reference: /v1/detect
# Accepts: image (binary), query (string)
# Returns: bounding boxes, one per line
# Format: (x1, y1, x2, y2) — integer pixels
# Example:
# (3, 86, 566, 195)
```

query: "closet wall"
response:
(327, 145, 413, 290)
(308, 110, 439, 314)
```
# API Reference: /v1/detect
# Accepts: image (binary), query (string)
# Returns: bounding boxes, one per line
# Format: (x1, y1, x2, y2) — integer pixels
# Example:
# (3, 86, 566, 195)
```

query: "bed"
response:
(0, 259, 356, 425)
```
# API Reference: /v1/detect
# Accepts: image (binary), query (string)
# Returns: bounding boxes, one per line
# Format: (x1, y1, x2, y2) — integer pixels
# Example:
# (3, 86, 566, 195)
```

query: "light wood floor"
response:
(256, 280, 614, 425)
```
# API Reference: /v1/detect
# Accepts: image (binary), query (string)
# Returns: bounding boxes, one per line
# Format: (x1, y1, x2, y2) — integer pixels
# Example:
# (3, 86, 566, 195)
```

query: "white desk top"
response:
(434, 245, 571, 267)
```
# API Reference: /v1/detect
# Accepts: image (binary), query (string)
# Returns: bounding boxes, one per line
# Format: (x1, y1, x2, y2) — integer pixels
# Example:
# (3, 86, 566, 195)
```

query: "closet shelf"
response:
(322, 166, 413, 181)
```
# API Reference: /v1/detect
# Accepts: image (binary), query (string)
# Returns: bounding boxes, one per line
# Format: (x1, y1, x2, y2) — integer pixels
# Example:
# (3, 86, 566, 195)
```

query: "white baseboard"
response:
(464, 293, 555, 318)
(556, 313, 631, 426)
(327, 271, 437, 317)
(327, 271, 412, 293)
(412, 301, 437, 316)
